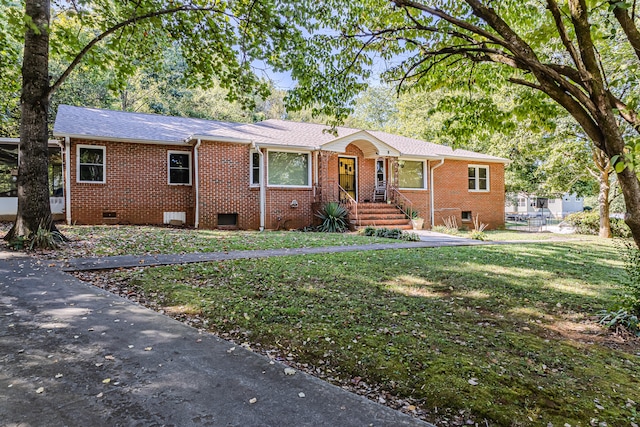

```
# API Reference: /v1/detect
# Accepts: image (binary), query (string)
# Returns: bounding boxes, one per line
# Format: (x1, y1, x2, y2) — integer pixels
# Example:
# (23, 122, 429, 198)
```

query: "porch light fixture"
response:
(290, 199, 299, 208)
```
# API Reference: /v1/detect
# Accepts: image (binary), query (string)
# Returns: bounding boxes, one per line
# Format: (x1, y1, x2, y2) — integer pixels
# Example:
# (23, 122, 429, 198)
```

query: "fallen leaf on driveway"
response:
(54, 373, 63, 379)
(144, 347, 152, 351)
(102, 378, 111, 384)
(249, 397, 257, 404)
(35, 387, 44, 394)
(284, 368, 296, 376)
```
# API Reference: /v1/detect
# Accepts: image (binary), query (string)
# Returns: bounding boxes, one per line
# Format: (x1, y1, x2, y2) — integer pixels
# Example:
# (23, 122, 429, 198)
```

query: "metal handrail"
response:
(390, 186, 415, 219)
(337, 184, 358, 225)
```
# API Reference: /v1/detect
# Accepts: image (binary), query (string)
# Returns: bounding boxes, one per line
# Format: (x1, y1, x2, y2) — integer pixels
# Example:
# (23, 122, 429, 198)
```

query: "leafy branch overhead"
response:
(5, 0, 304, 244)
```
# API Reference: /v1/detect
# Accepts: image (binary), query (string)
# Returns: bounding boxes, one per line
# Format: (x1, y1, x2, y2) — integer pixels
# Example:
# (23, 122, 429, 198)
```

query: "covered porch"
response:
(314, 133, 430, 229)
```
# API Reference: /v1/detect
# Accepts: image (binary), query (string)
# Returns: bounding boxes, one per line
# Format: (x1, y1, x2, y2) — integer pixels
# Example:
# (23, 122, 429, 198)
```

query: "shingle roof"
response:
(53, 105, 508, 162)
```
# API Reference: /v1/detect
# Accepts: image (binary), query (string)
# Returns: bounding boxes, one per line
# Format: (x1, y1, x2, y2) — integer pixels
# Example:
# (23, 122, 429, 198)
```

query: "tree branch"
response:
(49, 5, 229, 97)
(610, 0, 640, 62)
(546, 0, 587, 76)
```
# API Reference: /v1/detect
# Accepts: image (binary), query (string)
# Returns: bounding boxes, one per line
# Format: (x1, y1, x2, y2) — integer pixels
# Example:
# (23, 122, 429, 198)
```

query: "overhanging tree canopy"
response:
(282, 0, 640, 246)
(4, 0, 300, 242)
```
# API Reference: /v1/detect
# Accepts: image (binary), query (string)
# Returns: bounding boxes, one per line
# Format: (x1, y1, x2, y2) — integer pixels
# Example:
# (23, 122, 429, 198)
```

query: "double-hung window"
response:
(77, 145, 105, 183)
(250, 150, 261, 186)
(468, 165, 489, 192)
(168, 151, 191, 185)
(267, 151, 310, 187)
(398, 160, 426, 189)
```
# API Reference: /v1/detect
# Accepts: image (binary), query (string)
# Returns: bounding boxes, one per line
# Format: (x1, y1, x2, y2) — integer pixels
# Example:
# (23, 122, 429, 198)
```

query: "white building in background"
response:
(505, 193, 583, 219)
(0, 138, 65, 221)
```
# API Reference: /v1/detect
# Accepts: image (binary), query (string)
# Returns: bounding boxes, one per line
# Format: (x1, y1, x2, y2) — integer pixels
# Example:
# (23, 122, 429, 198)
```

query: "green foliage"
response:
(361, 226, 419, 241)
(402, 206, 420, 219)
(315, 202, 349, 233)
(598, 309, 640, 336)
(8, 225, 65, 250)
(564, 211, 632, 238)
(28, 226, 65, 250)
(620, 241, 640, 316)
(469, 230, 487, 241)
(432, 225, 460, 235)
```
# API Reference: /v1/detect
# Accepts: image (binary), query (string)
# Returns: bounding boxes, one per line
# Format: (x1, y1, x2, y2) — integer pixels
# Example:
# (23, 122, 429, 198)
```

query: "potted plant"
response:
(406, 207, 424, 230)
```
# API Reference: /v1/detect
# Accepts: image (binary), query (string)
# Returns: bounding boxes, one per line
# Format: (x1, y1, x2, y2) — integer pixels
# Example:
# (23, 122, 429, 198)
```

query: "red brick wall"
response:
(198, 142, 260, 229)
(266, 188, 314, 229)
(69, 139, 194, 225)
(68, 138, 505, 231)
(432, 160, 505, 230)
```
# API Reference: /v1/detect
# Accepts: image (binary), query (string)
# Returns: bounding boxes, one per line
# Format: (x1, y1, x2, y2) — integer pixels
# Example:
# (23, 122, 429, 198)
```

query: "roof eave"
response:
(444, 154, 511, 164)
(189, 134, 253, 144)
(53, 133, 191, 146)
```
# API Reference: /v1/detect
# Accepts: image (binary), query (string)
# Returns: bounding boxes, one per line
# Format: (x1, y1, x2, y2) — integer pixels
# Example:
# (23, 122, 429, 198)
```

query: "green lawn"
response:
(99, 238, 640, 426)
(29, 225, 403, 258)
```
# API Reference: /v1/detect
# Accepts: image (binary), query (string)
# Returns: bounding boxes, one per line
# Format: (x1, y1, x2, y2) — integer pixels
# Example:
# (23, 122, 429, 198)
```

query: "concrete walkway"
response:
(63, 233, 488, 271)
(0, 251, 434, 426)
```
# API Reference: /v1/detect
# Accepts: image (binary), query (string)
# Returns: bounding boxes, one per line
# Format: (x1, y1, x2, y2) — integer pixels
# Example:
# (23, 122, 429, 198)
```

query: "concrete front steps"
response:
(349, 202, 413, 230)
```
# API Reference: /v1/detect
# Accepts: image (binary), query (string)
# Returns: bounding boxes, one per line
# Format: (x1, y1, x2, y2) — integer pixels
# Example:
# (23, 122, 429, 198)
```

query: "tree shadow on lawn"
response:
(113, 240, 639, 425)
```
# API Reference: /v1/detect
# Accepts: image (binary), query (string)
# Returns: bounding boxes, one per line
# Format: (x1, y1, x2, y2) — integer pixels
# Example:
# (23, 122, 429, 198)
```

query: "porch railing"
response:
(390, 186, 414, 219)
(338, 184, 358, 226)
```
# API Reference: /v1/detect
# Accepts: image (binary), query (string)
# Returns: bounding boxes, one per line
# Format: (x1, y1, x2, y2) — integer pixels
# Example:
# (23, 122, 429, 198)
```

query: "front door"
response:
(338, 157, 357, 201)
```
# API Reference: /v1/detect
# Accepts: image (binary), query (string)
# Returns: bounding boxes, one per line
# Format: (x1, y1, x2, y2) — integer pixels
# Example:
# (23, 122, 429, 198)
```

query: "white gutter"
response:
(64, 137, 72, 225)
(254, 142, 266, 231)
(194, 139, 201, 228)
(430, 158, 445, 228)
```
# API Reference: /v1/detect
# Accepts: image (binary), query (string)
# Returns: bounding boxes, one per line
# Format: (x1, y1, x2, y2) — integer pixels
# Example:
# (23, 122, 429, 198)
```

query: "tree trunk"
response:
(598, 168, 612, 238)
(4, 0, 56, 242)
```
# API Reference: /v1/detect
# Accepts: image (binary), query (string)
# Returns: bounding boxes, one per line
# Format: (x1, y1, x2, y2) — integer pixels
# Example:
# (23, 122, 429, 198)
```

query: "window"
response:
(518, 198, 526, 207)
(168, 151, 191, 185)
(77, 145, 105, 183)
(0, 144, 18, 197)
(468, 165, 489, 192)
(267, 151, 310, 187)
(398, 160, 426, 189)
(250, 150, 261, 186)
(461, 211, 472, 222)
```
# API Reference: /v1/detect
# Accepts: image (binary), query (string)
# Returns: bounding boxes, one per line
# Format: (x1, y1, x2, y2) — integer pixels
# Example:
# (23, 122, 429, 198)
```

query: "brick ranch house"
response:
(49, 104, 508, 230)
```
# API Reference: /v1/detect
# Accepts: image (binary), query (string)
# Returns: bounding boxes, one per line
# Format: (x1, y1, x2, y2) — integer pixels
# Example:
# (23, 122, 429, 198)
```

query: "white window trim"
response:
(77, 144, 106, 184)
(167, 150, 192, 186)
(468, 164, 490, 192)
(266, 149, 312, 188)
(250, 149, 261, 187)
(398, 159, 427, 190)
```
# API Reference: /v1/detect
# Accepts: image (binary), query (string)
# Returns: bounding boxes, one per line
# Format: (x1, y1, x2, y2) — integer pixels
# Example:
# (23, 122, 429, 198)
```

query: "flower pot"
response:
(411, 218, 424, 230)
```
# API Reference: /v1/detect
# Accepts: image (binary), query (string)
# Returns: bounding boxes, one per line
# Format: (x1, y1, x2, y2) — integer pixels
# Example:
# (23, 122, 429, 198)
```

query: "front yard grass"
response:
(6, 224, 403, 258)
(90, 239, 640, 426)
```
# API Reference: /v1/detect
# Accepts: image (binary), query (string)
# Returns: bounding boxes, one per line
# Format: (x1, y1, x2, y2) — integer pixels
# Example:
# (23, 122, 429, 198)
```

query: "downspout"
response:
(314, 151, 319, 200)
(254, 142, 266, 231)
(64, 137, 71, 225)
(430, 158, 445, 228)
(194, 139, 201, 228)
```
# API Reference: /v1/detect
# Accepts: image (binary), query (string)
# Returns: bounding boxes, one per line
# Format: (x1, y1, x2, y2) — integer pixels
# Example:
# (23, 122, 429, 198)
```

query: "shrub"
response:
(564, 211, 599, 235)
(469, 230, 487, 241)
(564, 211, 631, 237)
(599, 241, 640, 336)
(432, 225, 460, 235)
(8, 225, 65, 250)
(361, 226, 419, 241)
(316, 202, 349, 233)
